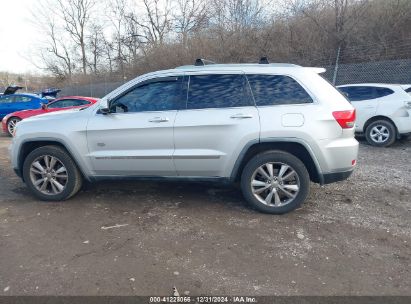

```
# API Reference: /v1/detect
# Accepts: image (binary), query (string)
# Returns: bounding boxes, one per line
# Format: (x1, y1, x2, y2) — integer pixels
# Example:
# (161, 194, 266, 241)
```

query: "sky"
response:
(0, 0, 41, 74)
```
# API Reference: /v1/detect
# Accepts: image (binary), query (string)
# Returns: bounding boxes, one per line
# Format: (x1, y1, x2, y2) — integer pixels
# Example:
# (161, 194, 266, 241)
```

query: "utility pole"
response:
(332, 45, 341, 85)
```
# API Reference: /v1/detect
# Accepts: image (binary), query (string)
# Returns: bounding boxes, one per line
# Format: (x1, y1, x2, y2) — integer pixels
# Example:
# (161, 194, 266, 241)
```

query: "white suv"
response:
(10, 60, 358, 214)
(338, 83, 411, 147)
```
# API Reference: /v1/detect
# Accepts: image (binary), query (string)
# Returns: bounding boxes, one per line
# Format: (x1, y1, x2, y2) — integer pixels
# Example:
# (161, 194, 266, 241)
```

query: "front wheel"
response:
(7, 117, 21, 136)
(365, 120, 396, 147)
(240, 151, 310, 214)
(22, 146, 83, 201)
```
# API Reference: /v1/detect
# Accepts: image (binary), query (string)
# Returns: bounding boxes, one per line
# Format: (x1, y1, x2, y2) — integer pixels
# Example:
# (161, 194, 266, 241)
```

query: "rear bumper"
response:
(321, 169, 353, 185)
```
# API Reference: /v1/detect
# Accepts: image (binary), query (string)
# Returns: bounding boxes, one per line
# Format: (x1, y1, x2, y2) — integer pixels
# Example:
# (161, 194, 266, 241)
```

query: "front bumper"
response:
(1, 118, 8, 133)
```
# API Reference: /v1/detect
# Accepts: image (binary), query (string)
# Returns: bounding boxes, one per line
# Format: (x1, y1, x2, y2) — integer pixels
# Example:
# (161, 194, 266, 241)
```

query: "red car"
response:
(2, 96, 98, 136)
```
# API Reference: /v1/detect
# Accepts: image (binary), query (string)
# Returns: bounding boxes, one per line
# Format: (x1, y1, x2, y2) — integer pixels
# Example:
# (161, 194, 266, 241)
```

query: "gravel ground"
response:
(0, 133, 410, 296)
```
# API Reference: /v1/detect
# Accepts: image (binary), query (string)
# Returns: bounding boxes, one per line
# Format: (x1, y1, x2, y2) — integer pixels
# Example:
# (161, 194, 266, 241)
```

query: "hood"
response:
(4, 85, 23, 95)
(24, 108, 83, 122)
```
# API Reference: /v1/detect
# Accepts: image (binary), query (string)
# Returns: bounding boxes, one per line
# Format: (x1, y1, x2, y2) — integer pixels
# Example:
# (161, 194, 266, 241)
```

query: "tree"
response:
(173, 0, 209, 47)
(57, 0, 96, 75)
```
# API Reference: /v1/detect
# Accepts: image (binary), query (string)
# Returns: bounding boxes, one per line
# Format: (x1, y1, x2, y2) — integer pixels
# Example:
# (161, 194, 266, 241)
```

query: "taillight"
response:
(332, 109, 356, 129)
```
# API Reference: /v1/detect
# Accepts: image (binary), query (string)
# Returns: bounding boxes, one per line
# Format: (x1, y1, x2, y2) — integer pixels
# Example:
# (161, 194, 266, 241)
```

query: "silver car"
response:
(9, 60, 358, 214)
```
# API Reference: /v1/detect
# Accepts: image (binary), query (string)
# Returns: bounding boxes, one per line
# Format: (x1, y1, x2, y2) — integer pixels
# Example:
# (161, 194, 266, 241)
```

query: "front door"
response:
(87, 76, 184, 176)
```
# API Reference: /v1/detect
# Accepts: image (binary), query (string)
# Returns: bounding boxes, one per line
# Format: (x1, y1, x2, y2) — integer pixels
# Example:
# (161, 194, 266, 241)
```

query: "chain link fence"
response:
(323, 59, 411, 86)
(59, 58, 411, 98)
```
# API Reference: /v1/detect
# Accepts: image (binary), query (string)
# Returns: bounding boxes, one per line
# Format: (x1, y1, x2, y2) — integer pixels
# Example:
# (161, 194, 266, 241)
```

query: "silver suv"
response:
(10, 60, 359, 214)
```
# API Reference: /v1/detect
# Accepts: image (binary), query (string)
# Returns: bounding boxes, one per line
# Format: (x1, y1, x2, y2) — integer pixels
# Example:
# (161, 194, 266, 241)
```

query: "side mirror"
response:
(99, 107, 111, 115)
(41, 103, 47, 110)
(98, 98, 112, 115)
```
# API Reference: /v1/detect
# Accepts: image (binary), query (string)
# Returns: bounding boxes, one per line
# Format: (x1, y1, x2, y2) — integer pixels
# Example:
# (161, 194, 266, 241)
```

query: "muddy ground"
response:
(0, 133, 410, 296)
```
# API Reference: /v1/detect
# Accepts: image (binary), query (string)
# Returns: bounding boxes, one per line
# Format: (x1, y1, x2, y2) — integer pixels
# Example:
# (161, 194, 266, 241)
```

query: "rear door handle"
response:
(230, 113, 253, 119)
(149, 117, 169, 123)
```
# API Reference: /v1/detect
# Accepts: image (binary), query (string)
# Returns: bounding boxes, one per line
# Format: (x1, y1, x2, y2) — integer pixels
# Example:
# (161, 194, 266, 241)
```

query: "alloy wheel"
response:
(370, 125, 390, 143)
(29, 155, 68, 195)
(250, 162, 300, 207)
(7, 118, 20, 135)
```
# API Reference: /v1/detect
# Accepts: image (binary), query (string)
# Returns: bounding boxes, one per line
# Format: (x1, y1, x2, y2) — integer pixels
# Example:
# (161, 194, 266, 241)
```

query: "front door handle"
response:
(230, 113, 253, 119)
(149, 117, 169, 123)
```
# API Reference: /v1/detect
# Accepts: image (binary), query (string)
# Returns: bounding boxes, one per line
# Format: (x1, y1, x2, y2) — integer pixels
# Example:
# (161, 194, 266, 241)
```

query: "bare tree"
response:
(87, 23, 105, 74)
(173, 0, 209, 47)
(127, 0, 172, 46)
(106, 0, 128, 76)
(57, 0, 96, 75)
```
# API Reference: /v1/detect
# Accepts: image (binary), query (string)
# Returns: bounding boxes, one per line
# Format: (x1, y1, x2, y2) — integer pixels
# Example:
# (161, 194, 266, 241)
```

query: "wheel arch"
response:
(17, 139, 90, 182)
(230, 139, 323, 184)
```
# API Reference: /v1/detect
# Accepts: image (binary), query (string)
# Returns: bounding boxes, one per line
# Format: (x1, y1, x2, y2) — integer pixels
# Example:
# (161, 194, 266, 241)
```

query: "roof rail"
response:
(194, 58, 216, 66)
(259, 57, 269, 64)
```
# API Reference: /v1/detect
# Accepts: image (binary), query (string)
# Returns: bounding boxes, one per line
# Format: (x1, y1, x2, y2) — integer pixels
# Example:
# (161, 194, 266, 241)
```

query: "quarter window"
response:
(376, 87, 394, 98)
(110, 77, 183, 113)
(14, 96, 32, 102)
(187, 74, 252, 109)
(247, 75, 313, 106)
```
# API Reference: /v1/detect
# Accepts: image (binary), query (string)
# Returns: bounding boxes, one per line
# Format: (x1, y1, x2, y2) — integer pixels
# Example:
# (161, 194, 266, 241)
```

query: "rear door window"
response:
(339, 86, 377, 101)
(246, 74, 313, 106)
(187, 74, 253, 109)
(13, 96, 33, 102)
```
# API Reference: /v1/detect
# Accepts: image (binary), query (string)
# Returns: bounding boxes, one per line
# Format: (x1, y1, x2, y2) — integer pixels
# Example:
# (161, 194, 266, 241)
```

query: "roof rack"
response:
(194, 58, 216, 66)
(259, 57, 269, 64)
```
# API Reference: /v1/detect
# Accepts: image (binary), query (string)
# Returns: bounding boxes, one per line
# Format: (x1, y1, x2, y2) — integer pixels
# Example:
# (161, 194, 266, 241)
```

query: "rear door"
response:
(173, 72, 259, 177)
(87, 76, 184, 176)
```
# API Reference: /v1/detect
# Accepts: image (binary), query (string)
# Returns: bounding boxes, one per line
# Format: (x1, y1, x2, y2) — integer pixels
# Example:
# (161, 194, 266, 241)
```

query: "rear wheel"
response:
(365, 120, 396, 147)
(7, 117, 21, 136)
(240, 151, 310, 214)
(22, 146, 83, 201)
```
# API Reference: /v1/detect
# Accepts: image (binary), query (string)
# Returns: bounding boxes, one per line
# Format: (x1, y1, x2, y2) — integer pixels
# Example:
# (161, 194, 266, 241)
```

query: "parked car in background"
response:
(0, 86, 49, 122)
(402, 84, 411, 95)
(10, 59, 358, 214)
(337, 83, 411, 147)
(2, 96, 98, 136)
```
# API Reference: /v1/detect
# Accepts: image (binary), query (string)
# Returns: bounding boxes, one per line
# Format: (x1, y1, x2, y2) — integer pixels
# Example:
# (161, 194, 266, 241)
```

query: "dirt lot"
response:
(0, 133, 410, 296)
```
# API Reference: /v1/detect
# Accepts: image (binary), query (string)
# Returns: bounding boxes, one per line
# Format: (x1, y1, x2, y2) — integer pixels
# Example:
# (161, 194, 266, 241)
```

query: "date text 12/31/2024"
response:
(149, 296, 257, 303)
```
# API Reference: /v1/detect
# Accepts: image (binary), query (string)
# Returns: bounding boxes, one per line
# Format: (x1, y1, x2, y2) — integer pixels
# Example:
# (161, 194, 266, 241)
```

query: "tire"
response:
(240, 151, 310, 214)
(22, 145, 83, 201)
(6, 117, 21, 137)
(365, 120, 396, 147)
